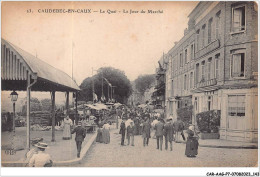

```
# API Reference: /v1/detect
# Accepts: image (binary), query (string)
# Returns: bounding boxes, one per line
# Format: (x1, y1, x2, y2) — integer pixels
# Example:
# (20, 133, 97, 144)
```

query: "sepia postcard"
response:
(1, 1, 259, 176)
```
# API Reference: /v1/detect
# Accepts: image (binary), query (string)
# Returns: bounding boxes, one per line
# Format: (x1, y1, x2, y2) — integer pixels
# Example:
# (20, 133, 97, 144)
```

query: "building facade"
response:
(164, 1, 258, 142)
(152, 57, 167, 109)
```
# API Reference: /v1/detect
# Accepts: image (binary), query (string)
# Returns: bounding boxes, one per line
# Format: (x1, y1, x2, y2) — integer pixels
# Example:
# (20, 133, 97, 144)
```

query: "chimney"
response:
(184, 28, 188, 35)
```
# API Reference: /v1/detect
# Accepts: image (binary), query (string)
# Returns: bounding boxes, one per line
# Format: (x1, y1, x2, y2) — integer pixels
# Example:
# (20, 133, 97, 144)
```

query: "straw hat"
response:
(34, 142, 49, 149)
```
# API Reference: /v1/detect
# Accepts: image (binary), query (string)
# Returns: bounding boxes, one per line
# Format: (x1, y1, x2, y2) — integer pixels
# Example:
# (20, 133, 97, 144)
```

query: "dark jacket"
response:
(185, 129, 199, 156)
(142, 121, 151, 138)
(127, 125, 135, 136)
(155, 121, 164, 137)
(71, 126, 86, 142)
(164, 122, 174, 141)
(119, 121, 126, 134)
(173, 120, 185, 132)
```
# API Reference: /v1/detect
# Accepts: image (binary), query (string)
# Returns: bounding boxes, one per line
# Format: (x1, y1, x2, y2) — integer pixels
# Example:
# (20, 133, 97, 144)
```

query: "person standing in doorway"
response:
(155, 118, 164, 151)
(71, 121, 86, 158)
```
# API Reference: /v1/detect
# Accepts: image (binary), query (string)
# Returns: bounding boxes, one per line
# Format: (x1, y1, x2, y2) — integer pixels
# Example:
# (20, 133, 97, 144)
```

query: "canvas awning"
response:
(94, 103, 108, 110)
(114, 102, 122, 108)
(1, 38, 80, 92)
(138, 104, 147, 108)
(86, 104, 101, 110)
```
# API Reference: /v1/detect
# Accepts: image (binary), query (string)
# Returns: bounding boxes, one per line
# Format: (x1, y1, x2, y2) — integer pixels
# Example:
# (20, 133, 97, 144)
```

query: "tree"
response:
(134, 74, 156, 95)
(21, 97, 42, 116)
(41, 98, 52, 112)
(79, 67, 133, 104)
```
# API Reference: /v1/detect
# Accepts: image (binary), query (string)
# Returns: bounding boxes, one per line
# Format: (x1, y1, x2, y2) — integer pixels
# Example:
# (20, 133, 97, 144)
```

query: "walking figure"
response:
(155, 118, 164, 151)
(102, 122, 110, 144)
(142, 117, 151, 147)
(119, 120, 126, 146)
(185, 125, 199, 158)
(126, 121, 135, 146)
(164, 117, 174, 151)
(62, 115, 73, 140)
(173, 118, 185, 142)
(71, 121, 86, 158)
(96, 123, 103, 143)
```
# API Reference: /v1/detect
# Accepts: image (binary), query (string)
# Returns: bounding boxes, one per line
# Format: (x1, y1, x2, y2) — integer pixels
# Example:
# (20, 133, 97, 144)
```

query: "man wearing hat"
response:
(142, 117, 151, 147)
(164, 117, 174, 151)
(154, 118, 164, 151)
(71, 121, 86, 158)
(119, 119, 126, 146)
(126, 121, 135, 146)
(28, 142, 52, 167)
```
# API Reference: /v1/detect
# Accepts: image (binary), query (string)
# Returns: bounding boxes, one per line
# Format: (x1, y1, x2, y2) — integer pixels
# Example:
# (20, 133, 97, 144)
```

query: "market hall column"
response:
(75, 91, 78, 125)
(51, 91, 56, 142)
(66, 91, 69, 115)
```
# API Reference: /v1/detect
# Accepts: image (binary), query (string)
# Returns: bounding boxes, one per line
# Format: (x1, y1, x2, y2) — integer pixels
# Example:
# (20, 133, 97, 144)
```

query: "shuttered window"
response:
(228, 95, 245, 117)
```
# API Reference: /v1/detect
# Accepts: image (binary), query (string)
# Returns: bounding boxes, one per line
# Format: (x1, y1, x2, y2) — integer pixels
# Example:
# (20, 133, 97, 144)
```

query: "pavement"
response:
(1, 126, 97, 167)
(77, 129, 258, 167)
(1, 123, 258, 167)
(174, 132, 258, 149)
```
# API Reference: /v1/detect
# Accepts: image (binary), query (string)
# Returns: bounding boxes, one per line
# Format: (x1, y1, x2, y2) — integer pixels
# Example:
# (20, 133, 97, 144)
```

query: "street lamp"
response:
(10, 91, 18, 132)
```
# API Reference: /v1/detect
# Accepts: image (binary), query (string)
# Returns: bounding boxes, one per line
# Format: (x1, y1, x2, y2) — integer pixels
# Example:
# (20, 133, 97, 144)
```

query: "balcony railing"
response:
(195, 78, 217, 88)
(195, 39, 220, 59)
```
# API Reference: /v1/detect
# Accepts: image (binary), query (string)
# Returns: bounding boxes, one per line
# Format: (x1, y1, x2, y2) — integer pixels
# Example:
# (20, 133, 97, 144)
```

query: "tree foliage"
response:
(134, 74, 156, 95)
(21, 97, 42, 116)
(41, 98, 52, 112)
(79, 67, 133, 104)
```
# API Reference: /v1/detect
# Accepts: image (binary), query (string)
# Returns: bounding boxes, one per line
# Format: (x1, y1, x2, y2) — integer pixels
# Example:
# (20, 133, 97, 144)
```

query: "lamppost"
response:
(10, 91, 18, 132)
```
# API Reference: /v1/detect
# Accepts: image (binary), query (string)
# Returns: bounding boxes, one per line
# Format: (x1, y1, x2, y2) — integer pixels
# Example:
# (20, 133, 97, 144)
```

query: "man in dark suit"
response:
(164, 117, 174, 151)
(71, 121, 86, 158)
(155, 118, 164, 151)
(142, 117, 151, 147)
(119, 120, 126, 146)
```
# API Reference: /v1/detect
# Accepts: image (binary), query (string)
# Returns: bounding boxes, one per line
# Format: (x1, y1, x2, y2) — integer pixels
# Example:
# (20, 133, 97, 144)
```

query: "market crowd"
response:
(116, 106, 199, 158)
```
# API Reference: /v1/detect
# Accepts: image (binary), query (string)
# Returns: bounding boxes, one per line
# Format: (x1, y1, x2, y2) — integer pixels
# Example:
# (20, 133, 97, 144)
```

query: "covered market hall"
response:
(1, 38, 80, 150)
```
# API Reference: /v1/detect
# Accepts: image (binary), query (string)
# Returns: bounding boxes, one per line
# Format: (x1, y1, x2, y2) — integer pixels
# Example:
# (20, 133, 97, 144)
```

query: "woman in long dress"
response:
(96, 124, 103, 143)
(185, 125, 199, 157)
(62, 116, 73, 140)
(102, 122, 110, 144)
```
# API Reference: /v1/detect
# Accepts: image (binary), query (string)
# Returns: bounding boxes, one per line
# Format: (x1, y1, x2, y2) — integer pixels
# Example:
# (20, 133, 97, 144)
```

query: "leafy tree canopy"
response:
(134, 74, 155, 95)
(79, 67, 132, 104)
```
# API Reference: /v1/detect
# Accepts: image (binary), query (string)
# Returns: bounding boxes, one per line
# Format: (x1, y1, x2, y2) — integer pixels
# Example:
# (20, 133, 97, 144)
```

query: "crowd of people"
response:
(118, 106, 200, 158)
(24, 104, 199, 167)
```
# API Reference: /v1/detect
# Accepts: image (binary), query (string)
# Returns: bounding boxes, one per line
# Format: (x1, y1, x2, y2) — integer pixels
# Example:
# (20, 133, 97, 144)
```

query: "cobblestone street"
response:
(76, 129, 258, 167)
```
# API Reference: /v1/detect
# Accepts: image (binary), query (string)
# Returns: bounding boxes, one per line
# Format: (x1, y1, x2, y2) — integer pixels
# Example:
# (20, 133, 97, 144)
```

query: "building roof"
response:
(1, 38, 80, 92)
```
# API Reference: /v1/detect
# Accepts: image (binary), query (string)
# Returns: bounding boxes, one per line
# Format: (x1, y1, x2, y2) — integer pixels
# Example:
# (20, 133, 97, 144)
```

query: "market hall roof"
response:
(1, 38, 80, 92)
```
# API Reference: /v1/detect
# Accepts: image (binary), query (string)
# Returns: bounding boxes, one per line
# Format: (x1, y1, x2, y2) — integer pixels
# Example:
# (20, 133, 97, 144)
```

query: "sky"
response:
(2, 1, 198, 84)
(1, 1, 198, 111)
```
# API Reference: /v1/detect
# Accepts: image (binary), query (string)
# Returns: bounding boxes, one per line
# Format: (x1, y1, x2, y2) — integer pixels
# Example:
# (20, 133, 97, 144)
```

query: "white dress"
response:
(63, 118, 73, 140)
